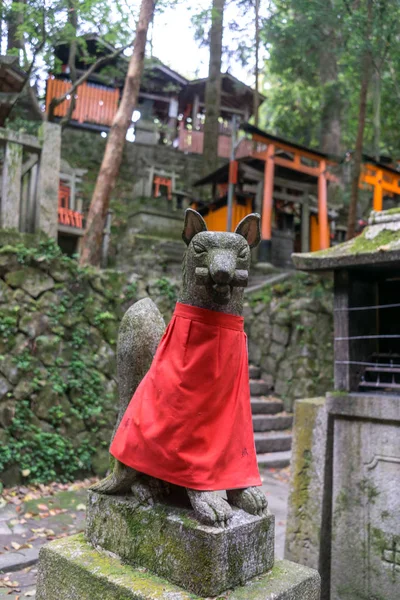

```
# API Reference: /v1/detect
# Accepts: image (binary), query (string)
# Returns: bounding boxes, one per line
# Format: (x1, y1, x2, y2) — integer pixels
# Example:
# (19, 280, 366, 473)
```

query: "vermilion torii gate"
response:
(239, 124, 339, 261)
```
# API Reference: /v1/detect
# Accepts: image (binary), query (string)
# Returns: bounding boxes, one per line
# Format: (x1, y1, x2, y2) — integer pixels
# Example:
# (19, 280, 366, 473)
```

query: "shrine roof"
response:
(292, 209, 400, 271)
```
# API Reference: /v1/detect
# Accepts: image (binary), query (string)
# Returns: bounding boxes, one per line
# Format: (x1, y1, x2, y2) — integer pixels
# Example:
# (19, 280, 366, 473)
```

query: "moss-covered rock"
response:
(6, 267, 54, 297)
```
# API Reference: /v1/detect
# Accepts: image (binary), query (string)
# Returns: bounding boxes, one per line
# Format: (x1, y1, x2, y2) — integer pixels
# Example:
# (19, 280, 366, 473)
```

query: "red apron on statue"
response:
(110, 302, 262, 491)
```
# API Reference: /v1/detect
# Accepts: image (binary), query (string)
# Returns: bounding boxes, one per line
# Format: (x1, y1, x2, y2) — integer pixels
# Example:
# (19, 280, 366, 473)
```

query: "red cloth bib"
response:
(110, 302, 261, 491)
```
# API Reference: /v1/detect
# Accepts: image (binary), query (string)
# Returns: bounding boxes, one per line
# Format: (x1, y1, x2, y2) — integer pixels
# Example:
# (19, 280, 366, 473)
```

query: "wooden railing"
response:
(178, 123, 255, 160)
(45, 77, 120, 127)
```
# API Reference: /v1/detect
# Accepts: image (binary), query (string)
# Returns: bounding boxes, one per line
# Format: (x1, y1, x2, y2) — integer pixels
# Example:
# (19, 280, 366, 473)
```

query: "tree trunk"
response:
(60, 0, 78, 127)
(202, 0, 225, 176)
(346, 0, 372, 240)
(372, 66, 381, 161)
(319, 5, 341, 156)
(7, 0, 25, 61)
(79, 0, 155, 267)
(253, 0, 260, 129)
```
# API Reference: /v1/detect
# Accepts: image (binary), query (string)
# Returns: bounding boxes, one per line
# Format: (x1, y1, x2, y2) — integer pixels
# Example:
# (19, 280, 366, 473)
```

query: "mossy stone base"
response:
(36, 534, 321, 600)
(85, 491, 274, 596)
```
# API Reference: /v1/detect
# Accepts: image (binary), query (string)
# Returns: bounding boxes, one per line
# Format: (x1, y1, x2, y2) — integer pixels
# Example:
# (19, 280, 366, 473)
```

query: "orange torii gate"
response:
(359, 159, 400, 210)
(239, 124, 339, 261)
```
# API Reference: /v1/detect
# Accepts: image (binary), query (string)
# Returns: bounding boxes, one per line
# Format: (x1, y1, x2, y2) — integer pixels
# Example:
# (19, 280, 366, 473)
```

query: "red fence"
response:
(46, 77, 119, 127)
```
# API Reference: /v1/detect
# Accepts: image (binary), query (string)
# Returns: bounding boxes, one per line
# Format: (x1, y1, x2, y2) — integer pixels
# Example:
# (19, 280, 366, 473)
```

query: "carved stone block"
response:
(85, 491, 274, 597)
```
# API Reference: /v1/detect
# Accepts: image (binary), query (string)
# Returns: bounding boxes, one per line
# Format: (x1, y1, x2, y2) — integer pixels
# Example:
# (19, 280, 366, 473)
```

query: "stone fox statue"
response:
(91, 209, 268, 526)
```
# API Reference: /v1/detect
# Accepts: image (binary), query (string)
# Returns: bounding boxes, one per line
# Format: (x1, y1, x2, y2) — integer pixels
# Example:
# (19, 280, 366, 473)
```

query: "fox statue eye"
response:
(238, 247, 249, 259)
(192, 241, 207, 255)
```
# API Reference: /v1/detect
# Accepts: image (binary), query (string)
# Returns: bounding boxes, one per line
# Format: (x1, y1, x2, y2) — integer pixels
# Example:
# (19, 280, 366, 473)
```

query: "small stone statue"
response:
(92, 209, 267, 526)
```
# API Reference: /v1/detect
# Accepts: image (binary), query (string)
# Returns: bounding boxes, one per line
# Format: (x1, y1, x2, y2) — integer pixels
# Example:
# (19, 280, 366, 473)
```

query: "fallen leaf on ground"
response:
(76, 504, 86, 511)
(37, 505, 48, 512)
(11, 542, 22, 550)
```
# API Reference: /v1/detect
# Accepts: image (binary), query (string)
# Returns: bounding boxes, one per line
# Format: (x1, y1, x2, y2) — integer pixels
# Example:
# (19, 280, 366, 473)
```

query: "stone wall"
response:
(0, 232, 334, 487)
(244, 273, 334, 411)
(0, 234, 179, 488)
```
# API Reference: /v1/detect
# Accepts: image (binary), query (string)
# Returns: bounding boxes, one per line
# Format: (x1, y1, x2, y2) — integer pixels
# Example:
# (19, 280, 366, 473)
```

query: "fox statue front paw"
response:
(227, 487, 268, 516)
(187, 489, 233, 527)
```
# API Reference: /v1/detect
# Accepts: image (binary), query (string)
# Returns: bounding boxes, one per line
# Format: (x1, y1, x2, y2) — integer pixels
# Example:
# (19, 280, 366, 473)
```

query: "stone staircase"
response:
(249, 365, 293, 469)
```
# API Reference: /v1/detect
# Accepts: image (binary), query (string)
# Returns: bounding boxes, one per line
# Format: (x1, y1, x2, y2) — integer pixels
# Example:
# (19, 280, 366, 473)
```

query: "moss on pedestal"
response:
(36, 534, 320, 600)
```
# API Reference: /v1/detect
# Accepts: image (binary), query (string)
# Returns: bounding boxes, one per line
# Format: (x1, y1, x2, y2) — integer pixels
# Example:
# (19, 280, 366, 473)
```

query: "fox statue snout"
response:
(195, 252, 248, 304)
(181, 209, 261, 309)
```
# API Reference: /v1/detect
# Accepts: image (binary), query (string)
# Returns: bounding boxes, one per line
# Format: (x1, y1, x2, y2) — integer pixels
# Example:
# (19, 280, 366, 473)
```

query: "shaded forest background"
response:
(2, 0, 400, 260)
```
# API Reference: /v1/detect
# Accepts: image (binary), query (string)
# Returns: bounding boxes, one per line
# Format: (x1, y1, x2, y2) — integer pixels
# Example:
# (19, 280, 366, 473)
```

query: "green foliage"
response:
(155, 277, 178, 303)
(125, 281, 138, 300)
(0, 308, 19, 338)
(261, 0, 400, 157)
(14, 237, 72, 265)
(0, 400, 94, 483)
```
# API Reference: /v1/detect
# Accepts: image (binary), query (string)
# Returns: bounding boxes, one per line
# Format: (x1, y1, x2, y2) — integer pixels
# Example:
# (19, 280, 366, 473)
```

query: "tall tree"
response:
(202, 0, 225, 176)
(253, 0, 260, 128)
(319, 3, 341, 155)
(346, 0, 373, 240)
(79, 0, 155, 266)
(2, 0, 132, 128)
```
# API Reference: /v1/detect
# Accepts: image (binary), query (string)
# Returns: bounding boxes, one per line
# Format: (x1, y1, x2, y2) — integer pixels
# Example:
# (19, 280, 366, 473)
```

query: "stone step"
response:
(254, 431, 293, 454)
(251, 397, 284, 415)
(249, 365, 261, 379)
(250, 379, 273, 396)
(257, 450, 291, 469)
(253, 414, 293, 432)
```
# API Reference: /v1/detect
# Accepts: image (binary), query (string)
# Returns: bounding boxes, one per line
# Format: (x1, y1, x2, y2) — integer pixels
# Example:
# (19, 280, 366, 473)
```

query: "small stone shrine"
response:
(36, 210, 320, 599)
(286, 209, 400, 600)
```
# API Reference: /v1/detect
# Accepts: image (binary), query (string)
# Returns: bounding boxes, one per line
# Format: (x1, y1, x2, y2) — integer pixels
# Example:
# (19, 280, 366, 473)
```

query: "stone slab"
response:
(0, 546, 39, 573)
(327, 392, 400, 422)
(331, 415, 400, 600)
(86, 491, 274, 597)
(36, 534, 321, 600)
(285, 397, 331, 577)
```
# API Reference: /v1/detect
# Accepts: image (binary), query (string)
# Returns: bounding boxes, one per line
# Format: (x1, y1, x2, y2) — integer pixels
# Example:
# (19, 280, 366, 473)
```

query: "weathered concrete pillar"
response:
(36, 122, 61, 238)
(1, 141, 22, 229)
(285, 397, 333, 599)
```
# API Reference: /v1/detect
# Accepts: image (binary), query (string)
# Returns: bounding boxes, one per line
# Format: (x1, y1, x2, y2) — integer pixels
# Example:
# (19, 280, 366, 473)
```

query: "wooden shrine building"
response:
(193, 154, 340, 269)
(238, 124, 340, 262)
(359, 154, 400, 212)
(0, 56, 27, 126)
(45, 36, 263, 158)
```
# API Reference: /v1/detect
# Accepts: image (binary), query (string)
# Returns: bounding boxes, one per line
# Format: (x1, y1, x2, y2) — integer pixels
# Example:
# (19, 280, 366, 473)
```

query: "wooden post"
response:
(192, 94, 200, 129)
(334, 270, 350, 391)
(1, 141, 22, 229)
(101, 209, 113, 268)
(318, 160, 329, 250)
(259, 144, 275, 262)
(301, 196, 310, 253)
(373, 169, 383, 211)
(70, 172, 76, 211)
(36, 122, 61, 238)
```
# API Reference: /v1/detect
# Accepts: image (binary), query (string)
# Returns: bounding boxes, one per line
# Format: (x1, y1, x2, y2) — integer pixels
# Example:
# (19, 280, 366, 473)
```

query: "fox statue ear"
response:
(235, 213, 261, 248)
(182, 209, 208, 245)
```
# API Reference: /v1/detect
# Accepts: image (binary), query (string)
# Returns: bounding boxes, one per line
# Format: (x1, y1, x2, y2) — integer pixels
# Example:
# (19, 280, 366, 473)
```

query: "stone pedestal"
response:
(36, 534, 321, 600)
(86, 491, 274, 597)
